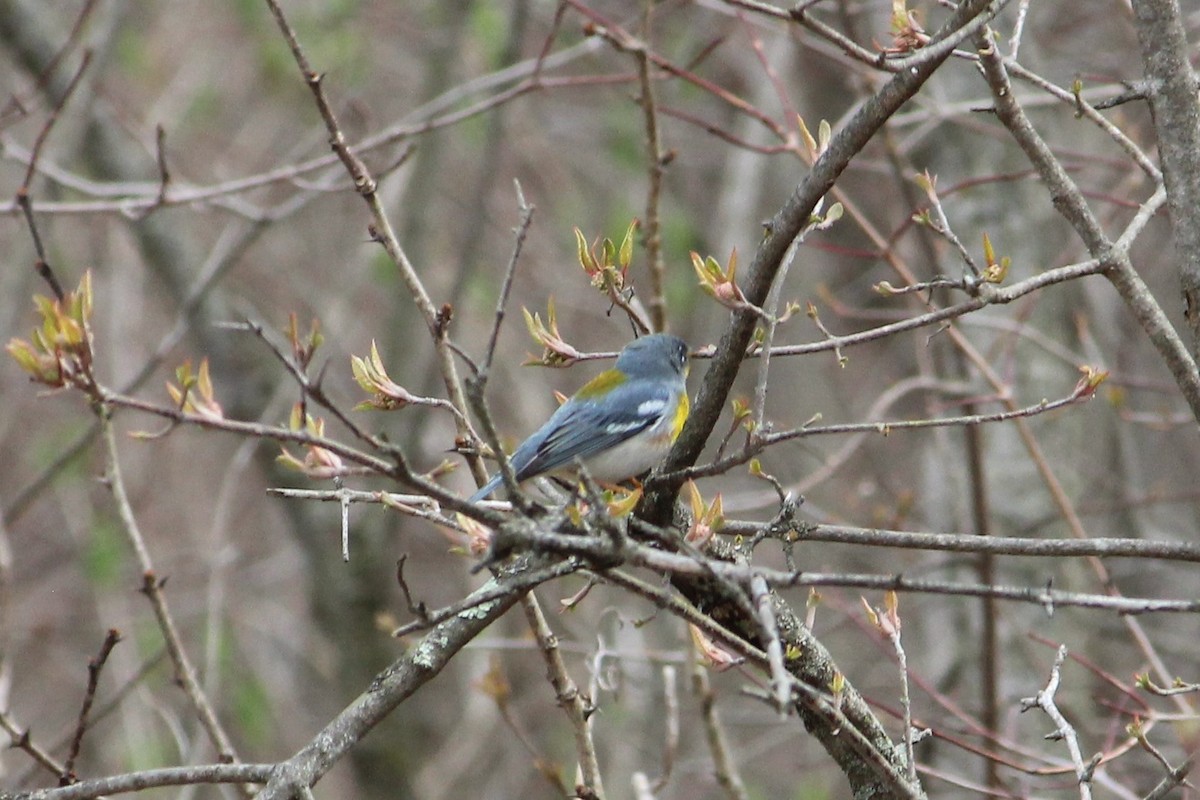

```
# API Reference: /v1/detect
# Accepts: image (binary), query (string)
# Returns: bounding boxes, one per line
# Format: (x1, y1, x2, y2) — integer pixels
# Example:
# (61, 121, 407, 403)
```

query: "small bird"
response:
(470, 333, 690, 502)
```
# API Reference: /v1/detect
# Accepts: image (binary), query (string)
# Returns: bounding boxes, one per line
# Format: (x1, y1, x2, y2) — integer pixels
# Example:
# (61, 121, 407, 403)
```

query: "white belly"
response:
(575, 433, 672, 483)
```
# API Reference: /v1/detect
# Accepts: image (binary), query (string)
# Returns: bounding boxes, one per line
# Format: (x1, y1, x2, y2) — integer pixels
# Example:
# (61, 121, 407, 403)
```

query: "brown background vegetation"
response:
(2, 1, 1198, 798)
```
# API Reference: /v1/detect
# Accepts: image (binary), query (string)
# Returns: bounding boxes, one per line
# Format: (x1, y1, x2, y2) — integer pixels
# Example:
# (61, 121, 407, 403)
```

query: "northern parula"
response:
(470, 333, 690, 501)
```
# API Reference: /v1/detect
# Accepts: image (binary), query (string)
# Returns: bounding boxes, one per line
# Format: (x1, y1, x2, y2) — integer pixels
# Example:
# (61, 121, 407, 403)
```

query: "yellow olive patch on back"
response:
(574, 369, 627, 400)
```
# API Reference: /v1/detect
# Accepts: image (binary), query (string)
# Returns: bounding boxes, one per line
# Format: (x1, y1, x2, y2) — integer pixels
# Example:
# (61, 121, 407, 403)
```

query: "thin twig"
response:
(575, 2, 789, 143)
(867, 597, 918, 785)
(60, 629, 121, 785)
(481, 180, 535, 373)
(390, 559, 583, 638)
(99, 412, 245, 782)
(1008, 0, 1032, 58)
(1003, 59, 1159, 181)
(664, 383, 1100, 485)
(143, 123, 171, 215)
(255, 554, 563, 799)
(41, 651, 171, 787)
(7, 763, 275, 800)
(919, 175, 981, 278)
(263, 0, 488, 485)
(336, 478, 350, 562)
(692, 664, 750, 800)
(635, 0, 667, 332)
(498, 525, 1200, 614)
(976, 30, 1200, 421)
(17, 49, 91, 196)
(1141, 756, 1193, 800)
(98, 384, 498, 524)
(976, 28, 1198, 712)
(655, 0, 1001, 513)
(1139, 676, 1200, 697)
(751, 232, 802, 431)
(748, 574, 789, 716)
(1019, 645, 1095, 799)
(652, 665, 679, 791)
(741, 677, 924, 800)
(0, 0, 98, 124)
(520, 595, 606, 799)
(463, 376, 525, 508)
(11, 44, 91, 304)
(0, 709, 66, 777)
(16, 191, 63, 302)
(777, 524, 1200, 564)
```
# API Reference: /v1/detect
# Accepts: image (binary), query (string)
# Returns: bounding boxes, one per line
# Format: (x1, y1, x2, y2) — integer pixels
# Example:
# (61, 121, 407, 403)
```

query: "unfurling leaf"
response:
(422, 459, 458, 481)
(884, 590, 901, 632)
(575, 221, 636, 294)
(830, 670, 845, 708)
(604, 484, 642, 517)
(690, 624, 744, 671)
(981, 233, 1011, 284)
(1074, 365, 1110, 398)
(456, 512, 492, 556)
(522, 298, 581, 366)
(618, 219, 637, 269)
(817, 119, 832, 154)
(574, 227, 597, 274)
(861, 596, 880, 628)
(731, 396, 752, 425)
(277, 404, 345, 479)
(7, 271, 96, 390)
(684, 479, 724, 548)
(351, 340, 418, 410)
(166, 358, 224, 420)
(982, 257, 1010, 285)
(982, 232, 996, 267)
(796, 113, 819, 162)
(288, 313, 323, 368)
(883, 1, 928, 54)
(914, 169, 936, 197)
(692, 249, 745, 309)
(862, 594, 900, 637)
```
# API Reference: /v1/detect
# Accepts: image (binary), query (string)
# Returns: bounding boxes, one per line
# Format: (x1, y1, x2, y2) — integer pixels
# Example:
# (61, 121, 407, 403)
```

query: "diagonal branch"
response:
(254, 554, 561, 799)
(975, 31, 1200, 422)
(652, 0, 1003, 518)
(262, 0, 488, 485)
(1129, 0, 1200, 354)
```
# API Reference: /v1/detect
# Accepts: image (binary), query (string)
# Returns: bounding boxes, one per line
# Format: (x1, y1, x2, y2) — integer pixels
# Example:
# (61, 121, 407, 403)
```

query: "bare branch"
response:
(1019, 645, 1097, 799)
(60, 629, 121, 785)
(520, 594, 606, 799)
(975, 30, 1200, 422)
(1130, 0, 1200, 353)
(482, 181, 536, 374)
(99, 414, 245, 775)
(658, 0, 1003, 502)
(255, 555, 562, 800)
(8, 763, 274, 800)
(262, 0, 488, 485)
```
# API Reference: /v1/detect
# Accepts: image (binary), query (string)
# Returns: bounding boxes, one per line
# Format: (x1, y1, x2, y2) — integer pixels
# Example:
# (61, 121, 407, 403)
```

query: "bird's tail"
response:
(469, 473, 502, 503)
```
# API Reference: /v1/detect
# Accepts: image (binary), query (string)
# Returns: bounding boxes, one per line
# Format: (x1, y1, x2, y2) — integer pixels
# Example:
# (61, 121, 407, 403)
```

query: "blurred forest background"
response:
(1, 0, 1198, 798)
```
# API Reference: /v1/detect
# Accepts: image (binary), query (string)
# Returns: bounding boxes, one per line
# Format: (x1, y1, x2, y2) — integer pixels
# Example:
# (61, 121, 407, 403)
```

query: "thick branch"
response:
(1130, 0, 1200, 354)
(975, 32, 1200, 422)
(254, 555, 552, 799)
(7, 764, 273, 800)
(654, 0, 1001, 509)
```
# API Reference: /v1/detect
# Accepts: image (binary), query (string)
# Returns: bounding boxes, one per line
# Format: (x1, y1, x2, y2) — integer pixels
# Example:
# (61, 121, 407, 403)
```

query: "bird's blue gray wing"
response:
(515, 379, 673, 479)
